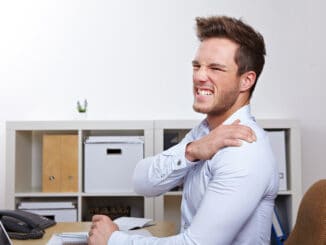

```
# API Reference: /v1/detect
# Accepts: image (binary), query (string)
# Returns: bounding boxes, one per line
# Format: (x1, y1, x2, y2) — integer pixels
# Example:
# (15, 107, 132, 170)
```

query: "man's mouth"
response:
(196, 88, 213, 96)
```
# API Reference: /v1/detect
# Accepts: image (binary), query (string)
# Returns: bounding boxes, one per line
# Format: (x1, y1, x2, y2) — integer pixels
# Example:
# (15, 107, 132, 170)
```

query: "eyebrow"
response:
(192, 60, 228, 70)
(192, 60, 200, 66)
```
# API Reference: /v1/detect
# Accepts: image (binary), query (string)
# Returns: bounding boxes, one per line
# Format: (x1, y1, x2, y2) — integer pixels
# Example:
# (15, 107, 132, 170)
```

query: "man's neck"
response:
(207, 100, 250, 130)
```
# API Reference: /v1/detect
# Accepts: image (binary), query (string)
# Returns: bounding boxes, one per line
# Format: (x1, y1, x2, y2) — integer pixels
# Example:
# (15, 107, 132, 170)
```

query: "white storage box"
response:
(18, 201, 77, 222)
(84, 136, 144, 193)
(21, 209, 77, 222)
(267, 131, 288, 191)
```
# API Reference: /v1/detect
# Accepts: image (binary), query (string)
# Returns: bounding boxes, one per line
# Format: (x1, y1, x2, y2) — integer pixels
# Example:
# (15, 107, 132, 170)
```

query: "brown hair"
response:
(196, 16, 266, 96)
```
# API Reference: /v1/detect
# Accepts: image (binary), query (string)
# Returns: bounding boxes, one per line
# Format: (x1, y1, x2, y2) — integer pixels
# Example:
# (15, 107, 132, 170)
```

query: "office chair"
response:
(284, 179, 326, 245)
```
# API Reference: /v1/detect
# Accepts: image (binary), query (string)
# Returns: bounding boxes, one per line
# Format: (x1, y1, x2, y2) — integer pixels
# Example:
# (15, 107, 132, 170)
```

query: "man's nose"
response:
(193, 66, 208, 82)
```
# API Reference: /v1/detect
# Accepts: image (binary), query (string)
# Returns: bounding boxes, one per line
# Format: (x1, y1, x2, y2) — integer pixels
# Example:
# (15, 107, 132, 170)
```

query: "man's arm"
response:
(133, 120, 256, 197)
(132, 137, 195, 197)
(88, 121, 259, 245)
(89, 140, 273, 245)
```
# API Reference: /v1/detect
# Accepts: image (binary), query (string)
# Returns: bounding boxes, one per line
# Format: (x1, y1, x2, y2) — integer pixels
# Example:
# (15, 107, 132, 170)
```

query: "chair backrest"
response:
(285, 179, 326, 245)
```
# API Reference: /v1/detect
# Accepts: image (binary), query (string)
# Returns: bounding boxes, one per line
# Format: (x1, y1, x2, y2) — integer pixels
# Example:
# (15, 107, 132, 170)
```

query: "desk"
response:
(13, 221, 176, 245)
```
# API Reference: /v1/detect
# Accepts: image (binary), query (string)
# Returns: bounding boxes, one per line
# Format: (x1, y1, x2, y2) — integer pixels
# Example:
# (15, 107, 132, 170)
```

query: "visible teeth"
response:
(197, 89, 212, 95)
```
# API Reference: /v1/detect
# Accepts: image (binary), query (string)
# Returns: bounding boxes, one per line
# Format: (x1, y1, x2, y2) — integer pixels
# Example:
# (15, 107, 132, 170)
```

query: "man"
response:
(88, 15, 279, 245)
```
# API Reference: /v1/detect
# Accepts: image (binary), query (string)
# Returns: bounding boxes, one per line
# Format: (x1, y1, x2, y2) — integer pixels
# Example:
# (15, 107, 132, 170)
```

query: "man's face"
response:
(192, 37, 241, 116)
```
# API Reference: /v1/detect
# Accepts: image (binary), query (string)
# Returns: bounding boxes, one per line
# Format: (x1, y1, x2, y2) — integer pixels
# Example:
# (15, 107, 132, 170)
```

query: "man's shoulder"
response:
(210, 121, 275, 171)
(242, 119, 266, 139)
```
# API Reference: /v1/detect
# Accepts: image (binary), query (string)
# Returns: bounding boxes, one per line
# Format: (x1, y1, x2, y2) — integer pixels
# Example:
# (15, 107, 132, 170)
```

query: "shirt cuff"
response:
(162, 139, 199, 169)
(108, 231, 130, 245)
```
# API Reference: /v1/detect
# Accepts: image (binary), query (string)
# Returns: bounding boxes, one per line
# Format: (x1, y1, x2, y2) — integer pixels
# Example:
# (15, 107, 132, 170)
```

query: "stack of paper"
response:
(47, 232, 88, 245)
(46, 218, 153, 245)
(18, 201, 75, 209)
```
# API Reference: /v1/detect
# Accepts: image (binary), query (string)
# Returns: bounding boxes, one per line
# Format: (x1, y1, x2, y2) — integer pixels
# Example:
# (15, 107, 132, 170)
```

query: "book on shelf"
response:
(271, 208, 287, 245)
(42, 134, 78, 192)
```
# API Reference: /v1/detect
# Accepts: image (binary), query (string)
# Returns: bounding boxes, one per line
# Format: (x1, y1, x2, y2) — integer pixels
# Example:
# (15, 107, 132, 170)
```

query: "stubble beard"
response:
(192, 89, 239, 117)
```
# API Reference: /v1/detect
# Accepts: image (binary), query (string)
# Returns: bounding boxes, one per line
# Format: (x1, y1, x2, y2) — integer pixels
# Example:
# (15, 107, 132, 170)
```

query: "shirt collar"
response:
(223, 105, 253, 125)
(200, 105, 253, 132)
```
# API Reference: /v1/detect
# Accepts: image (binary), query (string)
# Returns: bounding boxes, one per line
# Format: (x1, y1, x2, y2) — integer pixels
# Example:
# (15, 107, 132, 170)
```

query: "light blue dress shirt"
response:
(108, 105, 279, 245)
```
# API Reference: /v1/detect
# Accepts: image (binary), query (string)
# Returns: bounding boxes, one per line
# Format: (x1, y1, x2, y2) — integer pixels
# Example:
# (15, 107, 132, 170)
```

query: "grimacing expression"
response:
(192, 38, 242, 116)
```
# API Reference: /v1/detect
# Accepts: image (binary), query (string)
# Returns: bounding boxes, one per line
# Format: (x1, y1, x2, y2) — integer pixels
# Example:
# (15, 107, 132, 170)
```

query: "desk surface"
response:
(13, 221, 176, 245)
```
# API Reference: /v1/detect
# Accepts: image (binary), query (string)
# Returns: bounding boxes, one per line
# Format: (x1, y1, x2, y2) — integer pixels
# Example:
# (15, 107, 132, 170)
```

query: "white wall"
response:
(1, 0, 325, 208)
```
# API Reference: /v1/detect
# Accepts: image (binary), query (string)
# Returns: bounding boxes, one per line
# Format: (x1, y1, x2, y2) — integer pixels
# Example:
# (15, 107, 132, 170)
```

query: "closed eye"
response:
(209, 66, 226, 72)
(192, 64, 200, 70)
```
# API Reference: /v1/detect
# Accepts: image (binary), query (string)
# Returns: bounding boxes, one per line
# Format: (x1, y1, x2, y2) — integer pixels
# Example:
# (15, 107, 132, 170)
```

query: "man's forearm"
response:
(133, 142, 193, 196)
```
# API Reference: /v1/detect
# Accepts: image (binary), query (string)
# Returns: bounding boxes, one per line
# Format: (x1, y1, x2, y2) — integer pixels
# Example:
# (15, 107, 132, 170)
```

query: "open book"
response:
(114, 217, 154, 231)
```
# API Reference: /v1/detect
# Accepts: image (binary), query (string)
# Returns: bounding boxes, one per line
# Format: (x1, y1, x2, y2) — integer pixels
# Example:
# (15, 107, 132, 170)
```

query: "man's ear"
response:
(240, 71, 256, 92)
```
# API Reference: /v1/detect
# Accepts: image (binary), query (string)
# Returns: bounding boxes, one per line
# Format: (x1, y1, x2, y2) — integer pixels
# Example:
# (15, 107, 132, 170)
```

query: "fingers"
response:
(218, 124, 256, 144)
(92, 214, 111, 222)
(89, 221, 97, 236)
(226, 120, 256, 142)
(92, 214, 103, 221)
(231, 125, 256, 142)
(231, 119, 241, 125)
(90, 223, 97, 230)
(244, 128, 256, 142)
(224, 139, 242, 147)
(237, 130, 256, 143)
(87, 228, 99, 245)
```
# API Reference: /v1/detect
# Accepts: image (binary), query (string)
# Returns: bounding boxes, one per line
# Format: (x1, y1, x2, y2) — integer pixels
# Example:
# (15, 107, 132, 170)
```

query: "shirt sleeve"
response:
(108, 229, 197, 245)
(133, 130, 198, 197)
(110, 140, 276, 245)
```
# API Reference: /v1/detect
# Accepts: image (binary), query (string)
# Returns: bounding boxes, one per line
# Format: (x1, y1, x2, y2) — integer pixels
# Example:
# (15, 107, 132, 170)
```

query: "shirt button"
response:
(177, 160, 181, 166)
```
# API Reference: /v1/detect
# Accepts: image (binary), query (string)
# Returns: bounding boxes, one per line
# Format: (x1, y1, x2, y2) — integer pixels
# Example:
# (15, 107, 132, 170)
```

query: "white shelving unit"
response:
(5, 120, 155, 221)
(5, 119, 302, 234)
(153, 119, 302, 235)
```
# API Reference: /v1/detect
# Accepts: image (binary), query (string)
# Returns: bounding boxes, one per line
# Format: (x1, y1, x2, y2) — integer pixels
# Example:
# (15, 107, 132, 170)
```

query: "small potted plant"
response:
(76, 99, 88, 119)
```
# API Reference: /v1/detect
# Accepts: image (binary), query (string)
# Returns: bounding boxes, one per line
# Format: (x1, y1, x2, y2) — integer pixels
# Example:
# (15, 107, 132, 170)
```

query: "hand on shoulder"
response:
(185, 119, 256, 161)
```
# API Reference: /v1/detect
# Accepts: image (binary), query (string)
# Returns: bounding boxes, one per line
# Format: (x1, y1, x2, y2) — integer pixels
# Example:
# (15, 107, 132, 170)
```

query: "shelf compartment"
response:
(14, 130, 78, 193)
(163, 129, 190, 150)
(274, 194, 292, 235)
(81, 196, 145, 221)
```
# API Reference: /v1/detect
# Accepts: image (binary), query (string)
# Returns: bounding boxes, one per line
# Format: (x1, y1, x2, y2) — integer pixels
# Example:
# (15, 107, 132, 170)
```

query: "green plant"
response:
(77, 99, 88, 113)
